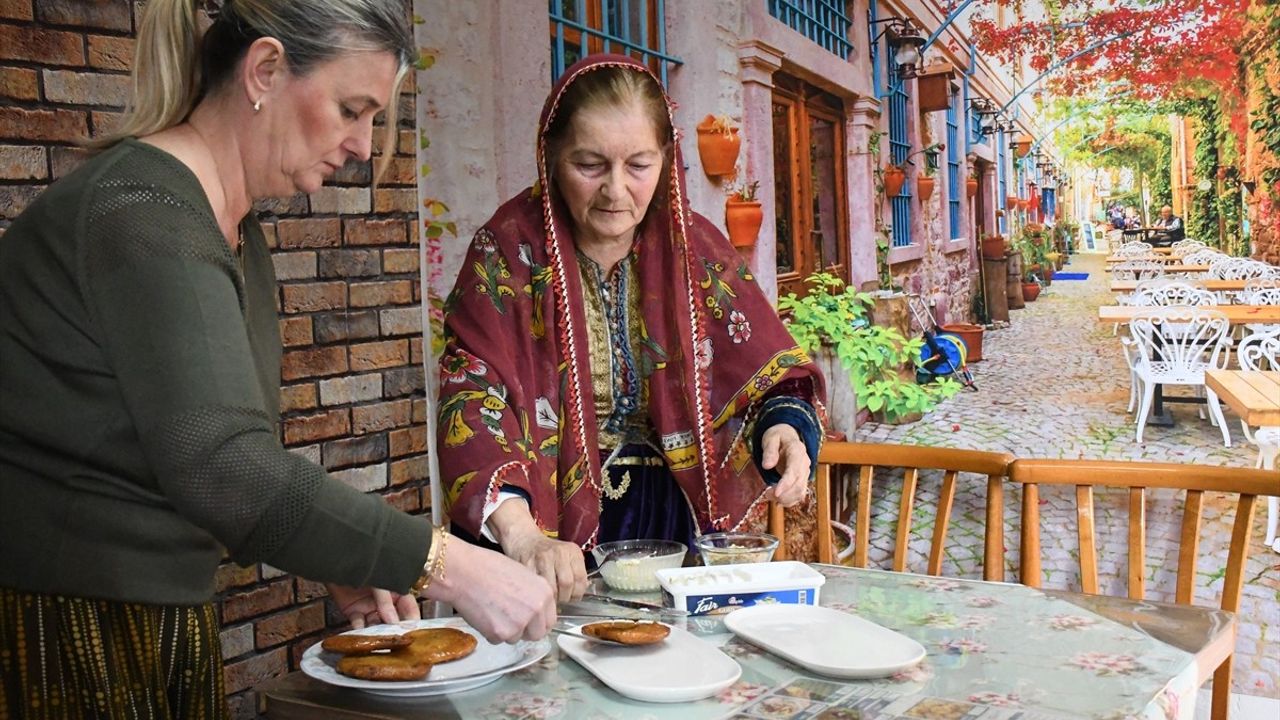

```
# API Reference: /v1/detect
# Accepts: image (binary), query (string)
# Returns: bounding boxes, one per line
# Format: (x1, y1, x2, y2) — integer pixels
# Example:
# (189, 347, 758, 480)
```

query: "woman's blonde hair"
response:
(95, 0, 414, 178)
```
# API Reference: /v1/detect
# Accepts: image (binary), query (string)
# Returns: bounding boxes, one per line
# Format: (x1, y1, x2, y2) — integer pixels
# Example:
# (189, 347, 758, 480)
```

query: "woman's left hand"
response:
(327, 583, 421, 629)
(760, 423, 810, 507)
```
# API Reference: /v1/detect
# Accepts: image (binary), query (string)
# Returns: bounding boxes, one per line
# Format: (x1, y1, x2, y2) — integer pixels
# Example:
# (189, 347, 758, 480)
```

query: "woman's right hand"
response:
(425, 538, 557, 644)
(488, 500, 588, 603)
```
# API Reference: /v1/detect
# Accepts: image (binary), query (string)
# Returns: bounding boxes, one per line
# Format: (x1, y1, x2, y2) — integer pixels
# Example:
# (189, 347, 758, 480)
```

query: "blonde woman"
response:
(0, 1, 554, 716)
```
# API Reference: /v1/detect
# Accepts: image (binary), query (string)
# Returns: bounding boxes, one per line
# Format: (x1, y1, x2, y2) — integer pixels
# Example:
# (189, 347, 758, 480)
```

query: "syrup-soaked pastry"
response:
(335, 651, 432, 681)
(581, 621, 670, 645)
(403, 627, 479, 663)
(321, 633, 413, 655)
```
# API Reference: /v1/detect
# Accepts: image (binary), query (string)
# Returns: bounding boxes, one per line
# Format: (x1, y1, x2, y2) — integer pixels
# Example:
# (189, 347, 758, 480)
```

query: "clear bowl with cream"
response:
(590, 539, 687, 592)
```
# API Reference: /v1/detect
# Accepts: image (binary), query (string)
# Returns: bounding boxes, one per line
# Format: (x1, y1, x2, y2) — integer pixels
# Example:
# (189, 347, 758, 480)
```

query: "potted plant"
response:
(779, 273, 963, 428)
(907, 143, 943, 203)
(918, 164, 936, 203)
(883, 163, 906, 197)
(696, 114, 740, 177)
(1021, 277, 1041, 302)
(966, 171, 979, 198)
(981, 234, 1005, 260)
(724, 178, 762, 247)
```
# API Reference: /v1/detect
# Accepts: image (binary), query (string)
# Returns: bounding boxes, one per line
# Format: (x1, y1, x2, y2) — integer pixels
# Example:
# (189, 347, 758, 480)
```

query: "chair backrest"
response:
(1211, 256, 1279, 281)
(1240, 282, 1280, 306)
(1115, 241, 1153, 256)
(1129, 307, 1230, 372)
(1237, 327, 1280, 371)
(1130, 281, 1217, 307)
(1181, 248, 1224, 265)
(1171, 239, 1207, 254)
(1112, 260, 1165, 282)
(1008, 458, 1275, 610)
(769, 442, 1014, 579)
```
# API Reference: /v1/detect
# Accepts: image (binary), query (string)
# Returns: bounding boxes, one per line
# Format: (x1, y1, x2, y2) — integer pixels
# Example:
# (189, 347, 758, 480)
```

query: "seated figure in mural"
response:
(437, 55, 827, 602)
(0, 1, 555, 716)
(1149, 205, 1185, 246)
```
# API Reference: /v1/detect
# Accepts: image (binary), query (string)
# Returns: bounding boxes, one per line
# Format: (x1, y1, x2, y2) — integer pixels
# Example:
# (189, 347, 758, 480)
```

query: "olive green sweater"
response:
(0, 139, 430, 605)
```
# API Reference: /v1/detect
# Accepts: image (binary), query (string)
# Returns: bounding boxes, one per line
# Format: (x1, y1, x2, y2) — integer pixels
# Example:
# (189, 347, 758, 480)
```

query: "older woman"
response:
(0, 1, 553, 716)
(438, 55, 826, 603)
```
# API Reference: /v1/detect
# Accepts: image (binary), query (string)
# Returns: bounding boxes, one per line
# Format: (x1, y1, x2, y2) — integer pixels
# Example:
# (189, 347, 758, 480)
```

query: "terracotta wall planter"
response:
(966, 177, 978, 198)
(695, 115, 740, 177)
(1014, 133, 1033, 158)
(917, 176, 935, 202)
(725, 199, 763, 247)
(884, 165, 906, 197)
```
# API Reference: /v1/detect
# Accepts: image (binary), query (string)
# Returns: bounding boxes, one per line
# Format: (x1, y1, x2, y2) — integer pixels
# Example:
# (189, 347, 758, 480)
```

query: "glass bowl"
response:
(695, 532, 779, 566)
(590, 539, 687, 592)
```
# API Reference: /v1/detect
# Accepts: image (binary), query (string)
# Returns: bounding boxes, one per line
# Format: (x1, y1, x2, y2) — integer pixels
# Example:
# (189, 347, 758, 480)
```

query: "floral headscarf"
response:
(438, 55, 824, 548)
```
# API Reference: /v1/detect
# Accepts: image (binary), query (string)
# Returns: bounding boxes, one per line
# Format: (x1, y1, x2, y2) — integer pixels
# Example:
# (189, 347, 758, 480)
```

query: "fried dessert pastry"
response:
(581, 621, 670, 646)
(335, 651, 431, 681)
(321, 633, 413, 655)
(404, 627, 479, 663)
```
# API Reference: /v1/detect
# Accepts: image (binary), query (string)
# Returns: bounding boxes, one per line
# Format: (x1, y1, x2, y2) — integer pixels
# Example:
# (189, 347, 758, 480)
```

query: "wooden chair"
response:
(769, 441, 1014, 580)
(1008, 458, 1279, 720)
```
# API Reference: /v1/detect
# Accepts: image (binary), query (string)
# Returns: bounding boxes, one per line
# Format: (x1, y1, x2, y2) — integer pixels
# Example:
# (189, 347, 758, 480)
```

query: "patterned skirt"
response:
(0, 587, 228, 720)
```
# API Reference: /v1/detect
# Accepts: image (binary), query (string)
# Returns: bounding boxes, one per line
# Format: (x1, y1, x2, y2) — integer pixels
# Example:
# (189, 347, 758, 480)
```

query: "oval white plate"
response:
(723, 604, 925, 679)
(300, 619, 550, 697)
(557, 623, 741, 703)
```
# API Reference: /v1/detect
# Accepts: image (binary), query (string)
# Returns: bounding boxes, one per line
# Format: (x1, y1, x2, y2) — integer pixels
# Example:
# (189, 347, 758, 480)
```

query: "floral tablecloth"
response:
(260, 565, 1223, 720)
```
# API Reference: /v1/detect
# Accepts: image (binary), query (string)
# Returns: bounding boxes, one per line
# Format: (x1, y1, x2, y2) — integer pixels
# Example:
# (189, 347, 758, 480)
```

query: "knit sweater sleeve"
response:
(78, 178, 429, 592)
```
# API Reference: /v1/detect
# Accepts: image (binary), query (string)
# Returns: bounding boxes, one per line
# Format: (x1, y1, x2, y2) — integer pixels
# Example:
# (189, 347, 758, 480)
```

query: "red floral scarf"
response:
(438, 55, 824, 548)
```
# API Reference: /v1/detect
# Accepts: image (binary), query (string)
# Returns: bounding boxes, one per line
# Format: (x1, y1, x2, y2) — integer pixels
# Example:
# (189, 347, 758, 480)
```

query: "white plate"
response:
(723, 604, 925, 679)
(557, 622, 741, 703)
(300, 619, 551, 697)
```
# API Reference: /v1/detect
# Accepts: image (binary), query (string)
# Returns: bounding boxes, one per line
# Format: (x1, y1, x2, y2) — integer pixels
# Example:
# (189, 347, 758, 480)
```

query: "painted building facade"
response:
(413, 0, 1056, 329)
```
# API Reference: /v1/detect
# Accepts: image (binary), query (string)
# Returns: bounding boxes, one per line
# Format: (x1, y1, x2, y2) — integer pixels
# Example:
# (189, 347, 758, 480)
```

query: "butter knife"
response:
(581, 594, 688, 616)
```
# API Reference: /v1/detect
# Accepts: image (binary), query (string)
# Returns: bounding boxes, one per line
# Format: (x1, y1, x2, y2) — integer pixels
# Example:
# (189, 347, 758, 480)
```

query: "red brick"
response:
(0, 186, 44, 220)
(225, 690, 258, 720)
(87, 34, 133, 71)
(220, 580, 294, 623)
(0, 107, 88, 143)
(279, 316, 313, 347)
(0, 66, 38, 101)
(388, 426, 428, 458)
(295, 578, 329, 604)
(383, 247, 419, 274)
(0, 25, 85, 65)
(322, 434, 387, 469)
(410, 336, 424, 365)
(381, 156, 417, 186)
(0, 145, 45, 180)
(214, 562, 260, 594)
(281, 346, 348, 381)
(390, 454, 429, 486)
(373, 188, 416, 214)
(283, 408, 350, 445)
(412, 398, 427, 424)
(344, 217, 407, 246)
(281, 281, 346, 313)
(43, 69, 130, 107)
(37, 0, 132, 31)
(0, 1, 33, 20)
(385, 485, 421, 513)
(254, 603, 326, 650)
(349, 280, 412, 308)
(222, 647, 287, 695)
(279, 383, 317, 414)
(277, 218, 341, 249)
(50, 146, 90, 177)
(255, 193, 309, 216)
(352, 399, 413, 434)
(350, 340, 409, 371)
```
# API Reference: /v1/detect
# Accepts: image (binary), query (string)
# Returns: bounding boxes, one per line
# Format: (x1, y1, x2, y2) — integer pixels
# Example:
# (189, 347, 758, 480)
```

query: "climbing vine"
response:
(1185, 100, 1222, 249)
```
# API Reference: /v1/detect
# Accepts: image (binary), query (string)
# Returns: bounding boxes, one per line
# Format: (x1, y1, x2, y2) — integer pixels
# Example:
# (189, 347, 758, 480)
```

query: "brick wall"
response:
(1, 2, 430, 716)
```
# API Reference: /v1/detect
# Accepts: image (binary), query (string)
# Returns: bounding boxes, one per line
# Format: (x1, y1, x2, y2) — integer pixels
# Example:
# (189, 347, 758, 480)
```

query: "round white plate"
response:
(300, 619, 551, 697)
(724, 604, 925, 679)
(556, 622, 741, 703)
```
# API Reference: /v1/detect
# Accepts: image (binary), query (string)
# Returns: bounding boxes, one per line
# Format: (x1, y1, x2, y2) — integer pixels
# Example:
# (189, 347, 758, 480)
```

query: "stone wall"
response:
(0, 2, 428, 716)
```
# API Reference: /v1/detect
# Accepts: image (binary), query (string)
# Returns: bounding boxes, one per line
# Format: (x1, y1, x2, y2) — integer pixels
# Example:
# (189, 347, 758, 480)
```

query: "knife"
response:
(581, 594, 688, 616)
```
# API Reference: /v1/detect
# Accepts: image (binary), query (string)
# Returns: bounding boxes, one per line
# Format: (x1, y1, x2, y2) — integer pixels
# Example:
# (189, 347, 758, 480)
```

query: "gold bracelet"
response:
(412, 525, 447, 596)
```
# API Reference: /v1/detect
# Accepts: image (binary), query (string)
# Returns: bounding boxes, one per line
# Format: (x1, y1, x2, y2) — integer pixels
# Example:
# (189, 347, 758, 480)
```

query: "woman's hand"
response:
(760, 423, 811, 507)
(327, 584, 421, 629)
(425, 538, 557, 644)
(489, 501, 588, 603)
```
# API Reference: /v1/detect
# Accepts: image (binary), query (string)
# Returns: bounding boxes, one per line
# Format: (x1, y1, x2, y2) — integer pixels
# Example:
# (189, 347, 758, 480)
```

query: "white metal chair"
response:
(1170, 239, 1208, 256)
(1129, 307, 1233, 447)
(1236, 327, 1280, 552)
(1112, 259, 1166, 282)
(1119, 283, 1218, 412)
(1210, 256, 1280, 281)
(1114, 240, 1154, 257)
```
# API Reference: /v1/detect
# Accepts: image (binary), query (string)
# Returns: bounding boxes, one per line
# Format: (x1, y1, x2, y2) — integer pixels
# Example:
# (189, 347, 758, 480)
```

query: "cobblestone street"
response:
(849, 253, 1279, 697)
